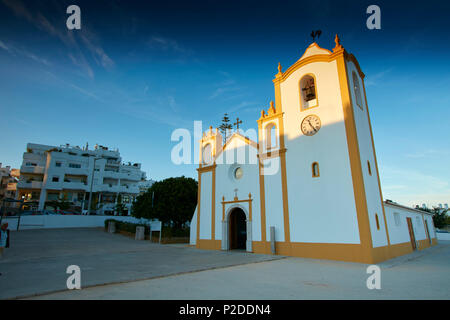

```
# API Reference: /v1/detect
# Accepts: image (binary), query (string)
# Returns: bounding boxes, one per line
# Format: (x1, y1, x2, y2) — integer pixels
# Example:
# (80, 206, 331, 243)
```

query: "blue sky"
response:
(1, 0, 449, 207)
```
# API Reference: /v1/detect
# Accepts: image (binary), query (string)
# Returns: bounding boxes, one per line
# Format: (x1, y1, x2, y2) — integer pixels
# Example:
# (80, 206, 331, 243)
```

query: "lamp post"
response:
(87, 157, 101, 215)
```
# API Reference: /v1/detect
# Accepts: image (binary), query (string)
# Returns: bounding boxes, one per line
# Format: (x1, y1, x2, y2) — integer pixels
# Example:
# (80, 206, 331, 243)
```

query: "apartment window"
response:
(25, 162, 37, 167)
(69, 163, 81, 168)
(52, 176, 59, 182)
(55, 162, 62, 167)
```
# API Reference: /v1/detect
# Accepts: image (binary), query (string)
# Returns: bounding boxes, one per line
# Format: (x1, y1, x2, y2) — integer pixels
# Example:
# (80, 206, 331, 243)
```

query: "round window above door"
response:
(234, 167, 243, 180)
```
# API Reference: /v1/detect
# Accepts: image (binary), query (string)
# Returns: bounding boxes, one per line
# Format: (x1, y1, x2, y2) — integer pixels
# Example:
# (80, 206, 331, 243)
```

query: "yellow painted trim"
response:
(195, 170, 201, 247)
(222, 198, 252, 205)
(257, 148, 287, 161)
(257, 111, 284, 124)
(249, 195, 252, 221)
(298, 42, 333, 61)
(299, 73, 319, 111)
(273, 46, 365, 85)
(421, 214, 433, 246)
(211, 166, 216, 240)
(272, 70, 291, 245)
(417, 239, 431, 250)
(197, 239, 221, 250)
(258, 129, 267, 245)
(213, 132, 258, 162)
(222, 197, 226, 221)
(280, 152, 291, 244)
(197, 164, 217, 173)
(336, 51, 373, 262)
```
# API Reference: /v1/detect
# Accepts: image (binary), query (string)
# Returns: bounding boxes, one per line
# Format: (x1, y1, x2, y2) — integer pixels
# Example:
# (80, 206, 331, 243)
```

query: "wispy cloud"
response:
(405, 149, 450, 159)
(147, 36, 193, 55)
(380, 165, 450, 206)
(365, 67, 394, 86)
(45, 71, 104, 103)
(209, 86, 241, 99)
(2, 0, 114, 78)
(80, 31, 115, 70)
(0, 40, 51, 66)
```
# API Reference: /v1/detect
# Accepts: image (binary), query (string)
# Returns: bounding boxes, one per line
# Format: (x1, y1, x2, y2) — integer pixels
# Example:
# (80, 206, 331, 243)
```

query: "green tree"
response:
(432, 209, 448, 229)
(132, 176, 197, 229)
(218, 113, 233, 143)
(417, 206, 448, 229)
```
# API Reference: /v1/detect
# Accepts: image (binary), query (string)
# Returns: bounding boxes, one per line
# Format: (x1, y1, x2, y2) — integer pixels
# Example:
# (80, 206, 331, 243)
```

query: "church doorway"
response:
(229, 207, 247, 250)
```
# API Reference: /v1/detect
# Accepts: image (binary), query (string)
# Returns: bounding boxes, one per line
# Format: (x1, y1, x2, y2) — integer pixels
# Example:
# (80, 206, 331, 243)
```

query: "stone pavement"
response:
(30, 240, 450, 300)
(0, 228, 281, 299)
(1, 228, 449, 300)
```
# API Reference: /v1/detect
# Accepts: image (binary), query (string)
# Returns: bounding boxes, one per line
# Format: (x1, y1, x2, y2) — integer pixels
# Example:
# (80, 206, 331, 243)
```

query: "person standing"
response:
(0, 223, 8, 259)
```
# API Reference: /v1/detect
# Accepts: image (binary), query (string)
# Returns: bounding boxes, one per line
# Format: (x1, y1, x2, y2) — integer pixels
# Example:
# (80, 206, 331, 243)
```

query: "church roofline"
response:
(213, 132, 258, 162)
(273, 35, 365, 84)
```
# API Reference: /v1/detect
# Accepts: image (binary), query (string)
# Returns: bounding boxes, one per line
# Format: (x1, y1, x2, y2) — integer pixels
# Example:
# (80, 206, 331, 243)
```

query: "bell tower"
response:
(267, 35, 389, 262)
(199, 126, 222, 167)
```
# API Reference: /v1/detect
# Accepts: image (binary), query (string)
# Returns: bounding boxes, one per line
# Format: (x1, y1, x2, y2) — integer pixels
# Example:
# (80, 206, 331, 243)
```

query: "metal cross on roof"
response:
(234, 118, 242, 130)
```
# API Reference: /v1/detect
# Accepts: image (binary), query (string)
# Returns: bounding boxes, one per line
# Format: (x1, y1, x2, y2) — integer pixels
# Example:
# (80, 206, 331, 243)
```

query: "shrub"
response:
(104, 219, 150, 235)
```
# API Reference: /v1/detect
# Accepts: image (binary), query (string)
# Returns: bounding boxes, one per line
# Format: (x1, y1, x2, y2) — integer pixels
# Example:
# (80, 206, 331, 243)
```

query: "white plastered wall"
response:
(214, 136, 261, 242)
(262, 157, 285, 242)
(280, 59, 360, 244)
(199, 170, 212, 240)
(346, 60, 388, 248)
(384, 203, 435, 246)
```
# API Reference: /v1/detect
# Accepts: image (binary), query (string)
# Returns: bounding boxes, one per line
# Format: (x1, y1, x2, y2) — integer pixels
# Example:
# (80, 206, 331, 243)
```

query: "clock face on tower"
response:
(301, 114, 321, 136)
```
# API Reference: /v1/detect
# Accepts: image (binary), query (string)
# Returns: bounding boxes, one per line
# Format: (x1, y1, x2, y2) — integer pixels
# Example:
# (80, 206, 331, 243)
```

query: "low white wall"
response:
(1, 215, 157, 231)
(436, 232, 450, 241)
(384, 203, 436, 246)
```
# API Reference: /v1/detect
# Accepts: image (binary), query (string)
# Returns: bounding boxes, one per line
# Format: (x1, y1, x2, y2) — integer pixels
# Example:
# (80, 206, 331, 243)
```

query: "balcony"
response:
(103, 171, 141, 181)
(20, 165, 45, 174)
(6, 182, 17, 191)
(100, 184, 139, 194)
(63, 167, 89, 176)
(62, 181, 88, 190)
(17, 180, 43, 189)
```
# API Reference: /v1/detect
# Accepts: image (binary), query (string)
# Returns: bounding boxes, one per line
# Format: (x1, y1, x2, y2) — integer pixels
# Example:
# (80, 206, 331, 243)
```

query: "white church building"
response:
(190, 36, 437, 264)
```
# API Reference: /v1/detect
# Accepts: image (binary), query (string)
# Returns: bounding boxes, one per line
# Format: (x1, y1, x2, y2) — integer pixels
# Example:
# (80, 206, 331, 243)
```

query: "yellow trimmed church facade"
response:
(189, 36, 437, 264)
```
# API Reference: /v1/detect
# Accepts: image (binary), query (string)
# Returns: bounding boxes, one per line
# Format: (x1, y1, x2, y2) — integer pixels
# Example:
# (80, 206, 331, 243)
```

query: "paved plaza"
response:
(0, 228, 449, 300)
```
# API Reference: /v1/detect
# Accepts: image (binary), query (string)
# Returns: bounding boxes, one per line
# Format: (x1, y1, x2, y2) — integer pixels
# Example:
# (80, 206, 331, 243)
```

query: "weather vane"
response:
(310, 30, 322, 42)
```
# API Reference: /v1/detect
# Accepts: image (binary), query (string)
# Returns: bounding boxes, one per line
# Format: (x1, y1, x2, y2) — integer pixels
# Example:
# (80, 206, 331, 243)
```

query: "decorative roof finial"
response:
(268, 101, 276, 115)
(275, 62, 283, 78)
(261, 110, 266, 118)
(333, 34, 343, 52)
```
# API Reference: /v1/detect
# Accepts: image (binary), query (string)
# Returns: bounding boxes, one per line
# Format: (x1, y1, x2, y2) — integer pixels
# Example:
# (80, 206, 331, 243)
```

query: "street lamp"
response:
(87, 157, 101, 215)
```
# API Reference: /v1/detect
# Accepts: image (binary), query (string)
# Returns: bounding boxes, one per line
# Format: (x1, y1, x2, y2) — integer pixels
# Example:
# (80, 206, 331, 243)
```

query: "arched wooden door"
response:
(229, 208, 247, 250)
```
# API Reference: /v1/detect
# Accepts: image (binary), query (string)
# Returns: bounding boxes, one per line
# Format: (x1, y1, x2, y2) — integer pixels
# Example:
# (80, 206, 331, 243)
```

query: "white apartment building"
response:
(0, 163, 19, 202)
(16, 143, 147, 215)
